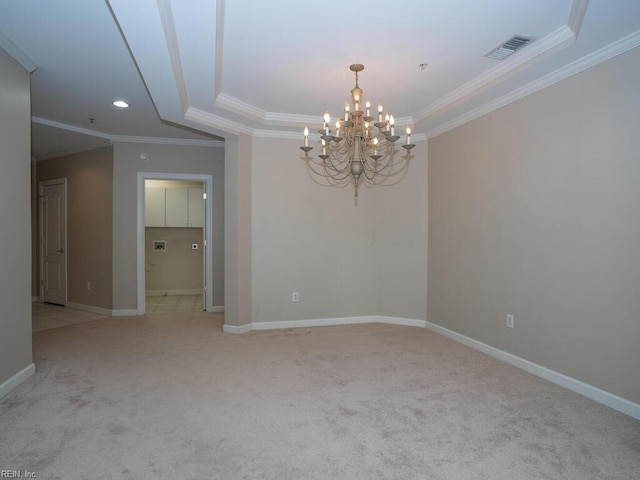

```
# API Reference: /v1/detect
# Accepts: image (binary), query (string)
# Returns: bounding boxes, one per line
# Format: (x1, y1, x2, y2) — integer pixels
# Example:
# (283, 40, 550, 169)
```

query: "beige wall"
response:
(224, 135, 253, 327)
(245, 136, 428, 325)
(428, 46, 640, 404)
(375, 141, 428, 320)
(0, 48, 33, 389)
(145, 227, 203, 292)
(251, 137, 377, 323)
(112, 142, 224, 310)
(36, 146, 114, 309)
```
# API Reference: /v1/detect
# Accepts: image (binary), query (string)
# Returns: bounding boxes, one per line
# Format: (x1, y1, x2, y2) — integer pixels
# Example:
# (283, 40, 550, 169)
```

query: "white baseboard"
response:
(66, 302, 112, 317)
(146, 289, 203, 296)
(223, 323, 252, 334)
(377, 315, 428, 328)
(0, 363, 35, 400)
(252, 315, 374, 331)
(209, 306, 224, 313)
(423, 319, 640, 421)
(112, 309, 138, 317)
(223, 315, 425, 334)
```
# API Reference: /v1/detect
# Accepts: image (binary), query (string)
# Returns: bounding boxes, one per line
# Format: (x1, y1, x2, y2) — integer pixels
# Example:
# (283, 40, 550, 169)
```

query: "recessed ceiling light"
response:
(112, 100, 129, 108)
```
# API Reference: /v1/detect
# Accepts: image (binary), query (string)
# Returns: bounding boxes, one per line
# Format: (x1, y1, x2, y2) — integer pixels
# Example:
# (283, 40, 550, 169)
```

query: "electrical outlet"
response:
(86, 281, 91, 290)
(292, 291, 299, 303)
(506, 314, 514, 329)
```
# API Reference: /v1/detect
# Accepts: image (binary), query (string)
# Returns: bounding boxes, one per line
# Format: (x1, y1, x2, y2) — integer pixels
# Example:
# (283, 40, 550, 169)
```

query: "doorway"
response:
(144, 179, 205, 313)
(136, 173, 214, 315)
(39, 178, 67, 305)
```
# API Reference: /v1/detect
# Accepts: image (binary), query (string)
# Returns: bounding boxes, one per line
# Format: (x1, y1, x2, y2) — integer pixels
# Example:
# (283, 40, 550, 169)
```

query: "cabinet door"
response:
(165, 188, 189, 227)
(145, 187, 165, 227)
(188, 187, 205, 227)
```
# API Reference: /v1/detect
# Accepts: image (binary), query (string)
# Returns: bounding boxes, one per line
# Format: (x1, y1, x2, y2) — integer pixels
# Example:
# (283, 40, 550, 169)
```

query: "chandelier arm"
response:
(307, 154, 350, 176)
(305, 167, 353, 188)
(325, 151, 353, 176)
(371, 162, 411, 186)
(305, 160, 353, 183)
(299, 63, 414, 202)
(363, 153, 409, 174)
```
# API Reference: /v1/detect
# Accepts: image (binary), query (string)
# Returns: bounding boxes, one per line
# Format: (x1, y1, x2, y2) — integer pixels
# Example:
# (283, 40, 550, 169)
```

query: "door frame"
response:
(38, 177, 68, 304)
(137, 172, 214, 315)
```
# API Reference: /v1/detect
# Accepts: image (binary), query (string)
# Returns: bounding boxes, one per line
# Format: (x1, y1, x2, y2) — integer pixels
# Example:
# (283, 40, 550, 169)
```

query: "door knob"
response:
(57, 248, 64, 253)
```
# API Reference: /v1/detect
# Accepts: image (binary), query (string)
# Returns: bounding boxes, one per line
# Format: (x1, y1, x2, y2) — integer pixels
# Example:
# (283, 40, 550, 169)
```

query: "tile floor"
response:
(32, 295, 205, 332)
(144, 294, 205, 313)
(32, 302, 107, 332)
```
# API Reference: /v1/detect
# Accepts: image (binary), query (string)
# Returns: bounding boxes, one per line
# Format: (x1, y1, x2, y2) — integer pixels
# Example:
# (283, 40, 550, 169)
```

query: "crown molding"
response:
(35, 142, 113, 162)
(185, 106, 254, 136)
(110, 135, 224, 147)
(157, 0, 189, 112)
(214, 0, 226, 99)
(413, 0, 590, 124)
(0, 32, 37, 73)
(33, 117, 112, 139)
(32, 116, 223, 148)
(415, 25, 576, 124)
(568, 0, 590, 35)
(425, 28, 640, 139)
(215, 92, 267, 123)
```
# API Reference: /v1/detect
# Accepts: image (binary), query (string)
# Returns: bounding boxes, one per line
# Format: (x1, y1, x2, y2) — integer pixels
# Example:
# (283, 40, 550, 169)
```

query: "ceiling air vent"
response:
(485, 35, 532, 60)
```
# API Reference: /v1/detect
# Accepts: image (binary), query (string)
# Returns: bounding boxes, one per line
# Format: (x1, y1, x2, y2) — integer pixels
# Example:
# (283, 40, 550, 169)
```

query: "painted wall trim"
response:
(137, 172, 215, 315)
(423, 319, 640, 421)
(222, 323, 252, 334)
(0, 363, 35, 400)
(210, 306, 224, 313)
(222, 315, 426, 334)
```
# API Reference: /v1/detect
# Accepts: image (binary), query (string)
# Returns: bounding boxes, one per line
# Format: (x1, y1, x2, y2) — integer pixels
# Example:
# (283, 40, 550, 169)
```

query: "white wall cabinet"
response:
(145, 187, 166, 227)
(145, 186, 204, 227)
(188, 187, 204, 228)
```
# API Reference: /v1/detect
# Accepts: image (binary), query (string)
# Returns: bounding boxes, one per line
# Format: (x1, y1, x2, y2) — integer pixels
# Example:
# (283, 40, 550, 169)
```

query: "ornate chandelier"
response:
(301, 64, 415, 201)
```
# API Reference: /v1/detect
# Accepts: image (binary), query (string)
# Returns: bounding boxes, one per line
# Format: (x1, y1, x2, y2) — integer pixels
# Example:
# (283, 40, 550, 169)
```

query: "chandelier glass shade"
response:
(301, 64, 415, 200)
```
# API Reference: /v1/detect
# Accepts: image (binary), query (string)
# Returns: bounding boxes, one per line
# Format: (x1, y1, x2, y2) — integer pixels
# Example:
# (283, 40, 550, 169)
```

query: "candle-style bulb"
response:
(323, 111, 331, 125)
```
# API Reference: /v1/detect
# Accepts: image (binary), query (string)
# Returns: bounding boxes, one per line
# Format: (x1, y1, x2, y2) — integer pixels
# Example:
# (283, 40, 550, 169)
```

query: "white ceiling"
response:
(1, 0, 639, 160)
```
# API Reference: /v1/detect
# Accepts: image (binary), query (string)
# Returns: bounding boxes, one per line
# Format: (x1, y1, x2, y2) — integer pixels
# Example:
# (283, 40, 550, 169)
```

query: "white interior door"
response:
(40, 179, 67, 305)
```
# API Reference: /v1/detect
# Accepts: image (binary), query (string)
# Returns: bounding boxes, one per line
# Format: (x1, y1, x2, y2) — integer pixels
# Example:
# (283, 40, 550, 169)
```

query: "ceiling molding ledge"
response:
(185, 106, 254, 136)
(568, 0, 590, 36)
(157, 0, 190, 113)
(415, 0, 588, 124)
(33, 116, 223, 148)
(214, 0, 225, 100)
(109, 135, 224, 147)
(414, 24, 577, 124)
(215, 92, 268, 123)
(253, 128, 428, 143)
(0, 32, 38, 73)
(425, 29, 640, 140)
(216, 93, 416, 131)
(35, 143, 113, 162)
(33, 117, 113, 140)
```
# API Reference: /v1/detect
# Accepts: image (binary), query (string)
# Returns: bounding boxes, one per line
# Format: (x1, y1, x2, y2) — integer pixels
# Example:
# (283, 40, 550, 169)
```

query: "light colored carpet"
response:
(1, 313, 639, 479)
